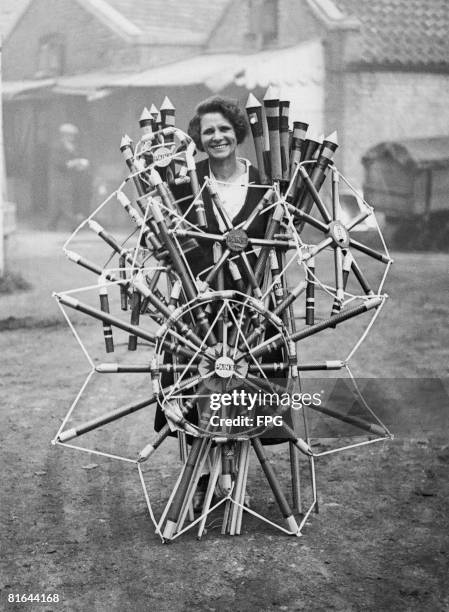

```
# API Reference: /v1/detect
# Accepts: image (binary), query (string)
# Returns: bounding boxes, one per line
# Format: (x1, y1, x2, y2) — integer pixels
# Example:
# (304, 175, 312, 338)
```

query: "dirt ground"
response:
(1, 240, 449, 611)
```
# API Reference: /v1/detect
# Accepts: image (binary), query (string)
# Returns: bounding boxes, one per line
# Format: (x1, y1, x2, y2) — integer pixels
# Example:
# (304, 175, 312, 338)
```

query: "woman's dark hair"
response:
(188, 96, 249, 151)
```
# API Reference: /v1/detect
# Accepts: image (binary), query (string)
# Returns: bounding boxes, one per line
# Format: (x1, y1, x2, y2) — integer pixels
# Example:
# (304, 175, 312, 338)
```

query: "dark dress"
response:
(154, 159, 289, 442)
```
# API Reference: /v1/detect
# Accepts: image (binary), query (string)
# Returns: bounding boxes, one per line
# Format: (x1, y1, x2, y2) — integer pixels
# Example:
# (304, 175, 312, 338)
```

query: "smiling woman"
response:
(187, 98, 251, 219)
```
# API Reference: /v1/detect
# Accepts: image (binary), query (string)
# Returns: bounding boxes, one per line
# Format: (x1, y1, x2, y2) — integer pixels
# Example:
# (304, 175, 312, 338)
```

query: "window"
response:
(247, 0, 278, 47)
(35, 34, 65, 78)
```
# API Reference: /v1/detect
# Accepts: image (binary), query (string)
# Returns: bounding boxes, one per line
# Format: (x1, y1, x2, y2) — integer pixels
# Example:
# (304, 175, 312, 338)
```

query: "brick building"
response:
(2, 0, 448, 225)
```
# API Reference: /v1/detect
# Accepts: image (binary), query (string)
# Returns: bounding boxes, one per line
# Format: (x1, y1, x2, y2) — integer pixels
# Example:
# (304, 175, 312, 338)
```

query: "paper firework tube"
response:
(289, 121, 308, 181)
(138, 424, 171, 462)
(128, 289, 141, 351)
(139, 107, 154, 139)
(163, 437, 205, 539)
(263, 86, 282, 181)
(120, 135, 146, 197)
(245, 93, 268, 184)
(247, 297, 382, 360)
(98, 279, 114, 353)
(279, 96, 290, 180)
(160, 96, 175, 131)
(298, 131, 339, 215)
(305, 257, 315, 325)
(309, 403, 387, 436)
(252, 438, 298, 531)
(58, 395, 157, 442)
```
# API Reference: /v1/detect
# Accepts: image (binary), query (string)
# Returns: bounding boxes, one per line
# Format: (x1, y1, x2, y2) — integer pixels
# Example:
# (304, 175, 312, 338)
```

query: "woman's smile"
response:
(200, 113, 237, 161)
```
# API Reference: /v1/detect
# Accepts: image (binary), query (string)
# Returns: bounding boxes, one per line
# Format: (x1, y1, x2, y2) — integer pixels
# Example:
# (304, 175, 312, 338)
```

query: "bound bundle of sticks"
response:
(246, 87, 338, 211)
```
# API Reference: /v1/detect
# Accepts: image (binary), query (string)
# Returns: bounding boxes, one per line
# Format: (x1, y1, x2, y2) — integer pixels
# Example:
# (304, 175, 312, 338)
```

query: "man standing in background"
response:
(48, 123, 90, 230)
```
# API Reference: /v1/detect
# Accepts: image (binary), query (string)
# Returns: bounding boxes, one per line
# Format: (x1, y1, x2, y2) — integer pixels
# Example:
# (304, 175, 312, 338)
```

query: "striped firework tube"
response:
(292, 296, 382, 342)
(300, 131, 322, 163)
(128, 289, 141, 351)
(247, 296, 382, 360)
(288, 121, 308, 182)
(119, 254, 128, 310)
(58, 395, 158, 442)
(279, 97, 290, 180)
(252, 438, 299, 532)
(308, 403, 387, 437)
(305, 257, 315, 325)
(263, 86, 283, 181)
(297, 132, 338, 216)
(55, 294, 198, 360)
(98, 279, 114, 353)
(245, 93, 269, 184)
(96, 363, 151, 373)
(291, 131, 322, 210)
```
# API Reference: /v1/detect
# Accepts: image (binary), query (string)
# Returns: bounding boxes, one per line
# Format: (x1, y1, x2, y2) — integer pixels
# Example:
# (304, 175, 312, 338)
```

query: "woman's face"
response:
(199, 112, 237, 162)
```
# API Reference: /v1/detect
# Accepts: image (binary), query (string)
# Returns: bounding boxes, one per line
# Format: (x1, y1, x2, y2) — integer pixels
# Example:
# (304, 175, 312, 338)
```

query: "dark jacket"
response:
(174, 158, 268, 282)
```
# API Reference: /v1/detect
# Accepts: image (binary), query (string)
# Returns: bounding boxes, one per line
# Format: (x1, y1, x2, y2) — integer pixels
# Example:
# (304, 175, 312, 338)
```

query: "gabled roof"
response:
(0, 0, 31, 40)
(78, 0, 230, 45)
(334, 0, 449, 69)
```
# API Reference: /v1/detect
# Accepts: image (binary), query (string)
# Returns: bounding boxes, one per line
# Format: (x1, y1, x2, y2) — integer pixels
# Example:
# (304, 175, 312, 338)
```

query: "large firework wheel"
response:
(154, 290, 294, 440)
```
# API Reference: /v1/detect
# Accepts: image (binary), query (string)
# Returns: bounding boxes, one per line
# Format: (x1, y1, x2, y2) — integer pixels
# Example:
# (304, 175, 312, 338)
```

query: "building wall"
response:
(335, 70, 449, 190)
(208, 0, 324, 52)
(138, 45, 203, 69)
(3, 0, 129, 79)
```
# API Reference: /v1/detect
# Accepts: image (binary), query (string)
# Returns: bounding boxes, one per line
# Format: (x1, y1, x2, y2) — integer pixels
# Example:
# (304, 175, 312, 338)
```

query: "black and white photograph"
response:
(1, 1, 448, 610)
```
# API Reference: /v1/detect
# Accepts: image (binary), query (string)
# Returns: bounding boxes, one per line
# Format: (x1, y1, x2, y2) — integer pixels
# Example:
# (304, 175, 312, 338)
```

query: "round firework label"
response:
(153, 146, 172, 168)
(214, 356, 235, 378)
(226, 228, 249, 252)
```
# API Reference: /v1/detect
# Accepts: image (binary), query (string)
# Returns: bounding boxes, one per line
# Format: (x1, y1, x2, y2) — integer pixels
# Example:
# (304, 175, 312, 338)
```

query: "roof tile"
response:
(335, 0, 449, 68)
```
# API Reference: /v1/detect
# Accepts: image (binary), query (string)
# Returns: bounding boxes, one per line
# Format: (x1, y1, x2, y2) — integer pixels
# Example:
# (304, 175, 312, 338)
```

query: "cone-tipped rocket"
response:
(160, 96, 176, 131)
(139, 107, 154, 139)
(120, 134, 133, 149)
(245, 92, 268, 183)
(160, 95, 175, 111)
